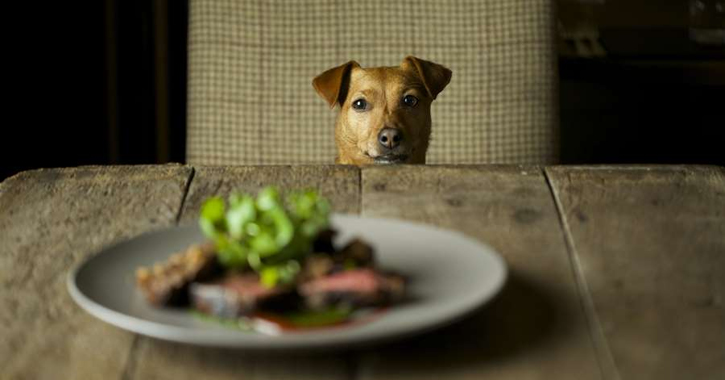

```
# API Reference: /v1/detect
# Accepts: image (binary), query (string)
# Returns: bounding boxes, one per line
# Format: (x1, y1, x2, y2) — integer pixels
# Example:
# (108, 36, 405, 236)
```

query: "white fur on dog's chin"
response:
(374, 157, 408, 164)
(363, 149, 410, 164)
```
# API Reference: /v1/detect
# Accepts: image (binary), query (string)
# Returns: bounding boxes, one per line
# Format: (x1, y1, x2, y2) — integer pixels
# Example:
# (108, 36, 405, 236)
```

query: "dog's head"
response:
(313, 56, 451, 165)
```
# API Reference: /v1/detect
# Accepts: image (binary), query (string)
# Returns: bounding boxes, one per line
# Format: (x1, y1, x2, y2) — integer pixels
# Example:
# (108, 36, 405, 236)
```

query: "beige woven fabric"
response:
(187, 0, 558, 165)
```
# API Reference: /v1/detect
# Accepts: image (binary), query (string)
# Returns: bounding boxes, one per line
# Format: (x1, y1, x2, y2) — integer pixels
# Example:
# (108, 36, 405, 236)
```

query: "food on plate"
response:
(135, 242, 219, 307)
(135, 187, 405, 329)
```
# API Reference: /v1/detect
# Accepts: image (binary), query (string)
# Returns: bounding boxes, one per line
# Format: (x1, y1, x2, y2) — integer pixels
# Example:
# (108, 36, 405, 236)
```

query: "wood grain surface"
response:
(0, 165, 192, 380)
(2, 164, 722, 380)
(546, 165, 725, 380)
(179, 165, 360, 223)
(127, 165, 360, 380)
(356, 165, 602, 380)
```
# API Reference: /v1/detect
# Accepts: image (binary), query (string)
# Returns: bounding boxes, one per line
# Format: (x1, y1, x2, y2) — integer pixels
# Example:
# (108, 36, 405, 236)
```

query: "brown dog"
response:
(313, 56, 451, 165)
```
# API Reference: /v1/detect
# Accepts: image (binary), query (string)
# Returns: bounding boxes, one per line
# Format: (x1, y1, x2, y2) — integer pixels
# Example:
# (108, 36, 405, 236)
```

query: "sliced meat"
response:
(190, 273, 296, 318)
(298, 268, 405, 310)
(300, 238, 375, 281)
(135, 242, 221, 307)
(299, 254, 335, 281)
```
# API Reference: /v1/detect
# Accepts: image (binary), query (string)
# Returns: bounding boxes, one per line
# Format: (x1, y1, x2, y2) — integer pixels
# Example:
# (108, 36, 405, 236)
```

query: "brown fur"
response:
(313, 56, 451, 166)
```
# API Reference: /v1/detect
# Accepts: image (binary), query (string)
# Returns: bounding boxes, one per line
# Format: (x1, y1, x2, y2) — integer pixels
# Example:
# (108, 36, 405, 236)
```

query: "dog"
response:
(313, 56, 451, 165)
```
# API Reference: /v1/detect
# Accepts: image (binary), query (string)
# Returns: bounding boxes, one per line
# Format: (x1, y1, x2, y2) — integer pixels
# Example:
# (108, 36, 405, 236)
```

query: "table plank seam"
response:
(119, 165, 194, 380)
(543, 168, 621, 380)
(175, 166, 196, 224)
(119, 335, 141, 380)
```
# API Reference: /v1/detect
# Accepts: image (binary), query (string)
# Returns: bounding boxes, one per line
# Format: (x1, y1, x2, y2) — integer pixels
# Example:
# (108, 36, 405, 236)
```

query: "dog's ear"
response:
(401, 56, 452, 100)
(313, 61, 360, 108)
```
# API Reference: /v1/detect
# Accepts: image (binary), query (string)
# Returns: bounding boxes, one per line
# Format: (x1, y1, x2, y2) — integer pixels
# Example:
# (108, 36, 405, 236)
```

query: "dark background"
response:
(2, 0, 188, 181)
(1, 0, 723, 181)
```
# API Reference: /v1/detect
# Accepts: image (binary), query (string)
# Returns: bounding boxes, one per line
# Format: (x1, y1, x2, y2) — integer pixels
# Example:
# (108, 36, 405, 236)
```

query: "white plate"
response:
(68, 214, 507, 349)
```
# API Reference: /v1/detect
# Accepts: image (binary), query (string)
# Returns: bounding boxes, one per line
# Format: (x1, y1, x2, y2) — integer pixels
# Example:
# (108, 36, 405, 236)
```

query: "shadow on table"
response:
(353, 270, 564, 367)
(132, 271, 565, 376)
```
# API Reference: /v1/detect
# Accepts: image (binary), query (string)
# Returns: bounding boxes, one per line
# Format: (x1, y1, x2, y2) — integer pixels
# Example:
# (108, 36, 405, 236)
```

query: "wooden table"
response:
(1, 164, 723, 380)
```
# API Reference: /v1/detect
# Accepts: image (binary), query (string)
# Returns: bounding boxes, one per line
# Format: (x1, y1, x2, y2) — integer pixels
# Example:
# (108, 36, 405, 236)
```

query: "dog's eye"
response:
(352, 99, 368, 110)
(402, 95, 418, 107)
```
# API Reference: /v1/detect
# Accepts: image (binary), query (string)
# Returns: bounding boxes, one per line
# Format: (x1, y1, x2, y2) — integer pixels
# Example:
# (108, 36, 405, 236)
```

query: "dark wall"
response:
(560, 59, 725, 165)
(3, 2, 108, 180)
(558, 0, 725, 165)
(1, 0, 187, 181)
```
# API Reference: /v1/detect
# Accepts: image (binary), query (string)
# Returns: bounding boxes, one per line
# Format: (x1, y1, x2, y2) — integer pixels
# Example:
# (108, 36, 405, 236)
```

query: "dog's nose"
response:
(378, 128, 403, 150)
